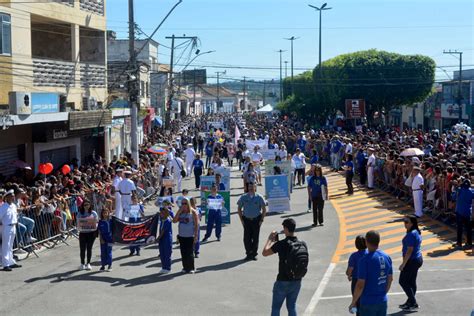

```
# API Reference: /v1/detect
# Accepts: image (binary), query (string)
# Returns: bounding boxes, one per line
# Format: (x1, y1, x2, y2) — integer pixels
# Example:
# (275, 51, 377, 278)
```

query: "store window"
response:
(0, 13, 12, 55)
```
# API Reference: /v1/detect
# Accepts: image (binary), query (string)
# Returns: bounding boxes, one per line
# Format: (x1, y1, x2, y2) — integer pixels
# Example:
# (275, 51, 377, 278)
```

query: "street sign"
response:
(345, 99, 366, 119)
(180, 69, 207, 85)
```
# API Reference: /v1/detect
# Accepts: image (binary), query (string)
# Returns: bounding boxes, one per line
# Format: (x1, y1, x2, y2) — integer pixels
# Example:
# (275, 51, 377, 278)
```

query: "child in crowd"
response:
(127, 195, 145, 256)
(158, 206, 173, 274)
(346, 235, 368, 316)
(98, 208, 113, 271)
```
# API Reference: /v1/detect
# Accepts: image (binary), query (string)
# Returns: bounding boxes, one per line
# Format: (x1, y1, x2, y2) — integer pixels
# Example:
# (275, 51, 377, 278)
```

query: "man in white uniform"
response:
(0, 190, 21, 271)
(367, 148, 376, 189)
(251, 146, 264, 185)
(112, 169, 123, 219)
(118, 171, 136, 217)
(171, 155, 185, 192)
(411, 166, 424, 217)
(184, 143, 196, 177)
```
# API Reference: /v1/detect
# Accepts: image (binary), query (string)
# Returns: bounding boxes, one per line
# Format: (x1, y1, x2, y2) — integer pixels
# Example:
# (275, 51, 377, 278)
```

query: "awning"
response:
(256, 104, 273, 113)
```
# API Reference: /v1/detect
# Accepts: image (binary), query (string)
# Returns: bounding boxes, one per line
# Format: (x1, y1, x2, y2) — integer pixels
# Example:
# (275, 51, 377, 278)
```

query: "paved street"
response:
(1, 168, 473, 316)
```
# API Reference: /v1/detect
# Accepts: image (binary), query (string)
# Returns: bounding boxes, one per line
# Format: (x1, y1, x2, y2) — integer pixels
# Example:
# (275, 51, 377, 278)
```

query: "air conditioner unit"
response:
(9, 92, 32, 115)
(82, 96, 98, 110)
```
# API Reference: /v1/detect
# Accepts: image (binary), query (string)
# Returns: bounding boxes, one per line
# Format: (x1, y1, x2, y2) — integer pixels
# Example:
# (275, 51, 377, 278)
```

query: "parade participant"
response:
(190, 197, 202, 258)
(237, 183, 267, 260)
(277, 144, 288, 161)
(292, 148, 306, 186)
(192, 154, 204, 189)
(251, 145, 264, 185)
(98, 208, 113, 271)
(356, 148, 367, 185)
(184, 143, 196, 177)
(214, 173, 226, 191)
(159, 167, 173, 196)
(176, 189, 189, 209)
(345, 154, 355, 195)
(346, 236, 368, 316)
(118, 170, 136, 217)
(367, 148, 376, 189)
(262, 218, 308, 316)
(158, 206, 173, 274)
(330, 136, 343, 171)
(308, 165, 328, 227)
(399, 215, 423, 311)
(173, 197, 199, 273)
(306, 164, 316, 213)
(297, 132, 307, 153)
(77, 200, 98, 271)
(349, 230, 393, 315)
(112, 168, 123, 219)
(127, 195, 145, 256)
(0, 190, 21, 271)
(243, 163, 257, 193)
(202, 184, 224, 242)
(453, 178, 473, 249)
(411, 167, 424, 218)
(205, 140, 214, 168)
(309, 149, 319, 165)
(171, 155, 185, 192)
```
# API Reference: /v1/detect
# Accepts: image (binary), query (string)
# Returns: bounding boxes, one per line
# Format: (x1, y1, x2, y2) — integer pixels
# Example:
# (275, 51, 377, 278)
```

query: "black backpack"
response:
(285, 239, 309, 280)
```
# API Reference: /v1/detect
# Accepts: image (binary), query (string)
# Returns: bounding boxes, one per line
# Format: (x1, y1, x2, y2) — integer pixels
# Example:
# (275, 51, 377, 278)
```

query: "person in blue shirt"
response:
(453, 178, 473, 249)
(330, 136, 343, 171)
(297, 133, 307, 153)
(215, 173, 226, 191)
(98, 208, 113, 271)
(398, 215, 423, 311)
(308, 164, 328, 227)
(192, 154, 204, 189)
(309, 149, 319, 165)
(356, 149, 367, 185)
(345, 154, 355, 195)
(205, 141, 214, 169)
(349, 230, 393, 315)
(202, 184, 224, 242)
(158, 206, 173, 274)
(346, 235, 368, 316)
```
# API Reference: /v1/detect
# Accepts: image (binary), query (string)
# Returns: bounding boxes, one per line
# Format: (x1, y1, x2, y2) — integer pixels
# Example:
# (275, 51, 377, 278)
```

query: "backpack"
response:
(285, 239, 309, 280)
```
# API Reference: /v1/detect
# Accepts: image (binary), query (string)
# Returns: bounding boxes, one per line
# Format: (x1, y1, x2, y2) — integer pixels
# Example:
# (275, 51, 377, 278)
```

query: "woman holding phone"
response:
(173, 197, 199, 273)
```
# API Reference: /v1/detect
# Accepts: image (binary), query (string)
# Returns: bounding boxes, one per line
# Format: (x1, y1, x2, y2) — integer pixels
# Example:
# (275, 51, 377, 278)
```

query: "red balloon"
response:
(61, 164, 71, 175)
(38, 163, 47, 175)
(44, 163, 53, 175)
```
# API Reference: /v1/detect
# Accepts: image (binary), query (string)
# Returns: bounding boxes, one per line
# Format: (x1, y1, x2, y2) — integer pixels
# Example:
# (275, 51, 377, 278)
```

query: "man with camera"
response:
(263, 218, 309, 316)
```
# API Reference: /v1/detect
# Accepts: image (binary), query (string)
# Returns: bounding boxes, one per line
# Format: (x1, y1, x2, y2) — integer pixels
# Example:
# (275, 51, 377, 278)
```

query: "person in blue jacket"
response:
(346, 235, 368, 316)
(202, 183, 224, 242)
(158, 206, 173, 274)
(192, 154, 204, 189)
(349, 230, 393, 315)
(98, 208, 113, 271)
(127, 195, 145, 256)
(453, 178, 473, 249)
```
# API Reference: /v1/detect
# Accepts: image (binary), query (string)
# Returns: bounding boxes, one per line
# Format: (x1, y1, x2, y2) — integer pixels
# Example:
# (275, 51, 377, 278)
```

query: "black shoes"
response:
(3, 267, 12, 272)
(10, 264, 22, 269)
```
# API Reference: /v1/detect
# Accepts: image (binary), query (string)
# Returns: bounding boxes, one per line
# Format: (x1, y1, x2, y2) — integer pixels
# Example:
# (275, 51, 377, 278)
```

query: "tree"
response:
(313, 49, 436, 118)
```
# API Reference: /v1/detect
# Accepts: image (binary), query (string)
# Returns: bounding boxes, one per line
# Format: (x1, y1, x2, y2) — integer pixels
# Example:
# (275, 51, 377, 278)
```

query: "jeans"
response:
(17, 215, 35, 244)
(194, 170, 202, 189)
(456, 214, 473, 246)
(271, 280, 301, 316)
(359, 302, 387, 316)
(399, 257, 423, 305)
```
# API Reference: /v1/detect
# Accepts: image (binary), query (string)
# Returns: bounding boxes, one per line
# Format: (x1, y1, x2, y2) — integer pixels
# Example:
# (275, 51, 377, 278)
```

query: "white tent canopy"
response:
(256, 104, 273, 113)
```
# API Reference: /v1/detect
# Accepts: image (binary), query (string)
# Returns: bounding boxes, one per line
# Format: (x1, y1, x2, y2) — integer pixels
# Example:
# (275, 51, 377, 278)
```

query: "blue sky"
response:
(106, 0, 473, 83)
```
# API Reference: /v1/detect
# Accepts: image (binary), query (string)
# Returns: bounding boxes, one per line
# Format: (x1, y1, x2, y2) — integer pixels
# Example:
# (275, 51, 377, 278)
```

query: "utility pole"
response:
(284, 36, 299, 95)
(277, 49, 286, 101)
(165, 35, 197, 129)
(444, 50, 463, 123)
(193, 68, 196, 115)
(243, 76, 247, 111)
(284, 61, 288, 78)
(215, 70, 226, 113)
(128, 0, 139, 165)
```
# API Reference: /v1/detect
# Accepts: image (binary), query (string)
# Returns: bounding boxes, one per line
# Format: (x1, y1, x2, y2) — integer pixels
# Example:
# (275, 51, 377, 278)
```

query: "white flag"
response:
(235, 125, 241, 145)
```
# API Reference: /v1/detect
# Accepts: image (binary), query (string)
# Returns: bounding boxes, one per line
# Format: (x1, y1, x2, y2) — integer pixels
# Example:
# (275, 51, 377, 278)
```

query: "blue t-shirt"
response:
(348, 249, 368, 278)
(308, 176, 327, 198)
(331, 140, 342, 154)
(402, 230, 422, 260)
(356, 152, 366, 167)
(193, 159, 204, 170)
(205, 144, 213, 156)
(357, 250, 393, 305)
(345, 161, 354, 175)
(455, 187, 474, 218)
(297, 138, 307, 151)
(310, 155, 319, 164)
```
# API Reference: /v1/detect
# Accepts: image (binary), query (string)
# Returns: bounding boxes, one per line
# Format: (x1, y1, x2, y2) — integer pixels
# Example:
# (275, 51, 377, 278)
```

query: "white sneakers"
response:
(159, 269, 170, 274)
(86, 264, 92, 271)
(80, 264, 86, 270)
(80, 264, 92, 271)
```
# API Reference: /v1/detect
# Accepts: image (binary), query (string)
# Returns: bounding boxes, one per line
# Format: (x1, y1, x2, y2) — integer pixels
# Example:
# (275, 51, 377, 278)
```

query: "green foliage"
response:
(282, 50, 436, 120)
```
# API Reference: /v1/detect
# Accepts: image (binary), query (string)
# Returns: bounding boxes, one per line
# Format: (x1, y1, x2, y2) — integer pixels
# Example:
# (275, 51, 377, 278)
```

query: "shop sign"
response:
(31, 93, 59, 113)
(53, 129, 68, 139)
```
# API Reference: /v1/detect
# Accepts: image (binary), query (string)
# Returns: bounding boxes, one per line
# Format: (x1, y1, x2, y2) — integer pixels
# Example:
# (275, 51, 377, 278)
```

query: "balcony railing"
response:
(80, 0, 104, 16)
(80, 63, 106, 88)
(33, 59, 76, 87)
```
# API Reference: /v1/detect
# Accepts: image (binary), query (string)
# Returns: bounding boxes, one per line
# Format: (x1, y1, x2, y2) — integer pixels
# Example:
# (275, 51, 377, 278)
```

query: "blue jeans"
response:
(359, 302, 387, 316)
(271, 280, 301, 316)
(17, 216, 35, 244)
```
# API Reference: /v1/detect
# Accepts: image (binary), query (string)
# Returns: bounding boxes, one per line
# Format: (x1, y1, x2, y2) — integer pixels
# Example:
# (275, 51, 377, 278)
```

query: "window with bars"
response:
(0, 13, 11, 55)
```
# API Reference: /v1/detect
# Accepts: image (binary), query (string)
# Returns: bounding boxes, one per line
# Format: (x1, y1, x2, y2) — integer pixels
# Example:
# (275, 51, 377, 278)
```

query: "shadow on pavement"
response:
(195, 258, 248, 274)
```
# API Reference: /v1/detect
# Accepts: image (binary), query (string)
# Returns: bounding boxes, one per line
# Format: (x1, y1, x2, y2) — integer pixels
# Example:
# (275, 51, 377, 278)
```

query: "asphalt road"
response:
(1, 167, 473, 316)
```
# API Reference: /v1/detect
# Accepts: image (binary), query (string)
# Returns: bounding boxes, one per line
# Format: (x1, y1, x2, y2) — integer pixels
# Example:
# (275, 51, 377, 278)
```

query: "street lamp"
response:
(284, 36, 299, 95)
(308, 3, 332, 77)
(181, 50, 216, 71)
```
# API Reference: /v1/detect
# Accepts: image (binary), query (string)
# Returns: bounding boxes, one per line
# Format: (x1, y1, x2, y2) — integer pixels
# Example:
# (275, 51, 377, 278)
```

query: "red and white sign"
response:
(345, 99, 366, 119)
(434, 108, 441, 120)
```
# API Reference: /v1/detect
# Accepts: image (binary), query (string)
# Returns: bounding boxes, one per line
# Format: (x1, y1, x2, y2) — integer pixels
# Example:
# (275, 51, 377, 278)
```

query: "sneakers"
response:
(307, 209, 311, 213)
(107, 266, 113, 272)
(194, 253, 199, 258)
(3, 266, 12, 272)
(99, 266, 105, 271)
(202, 237, 209, 243)
(159, 269, 170, 274)
(80, 264, 86, 271)
(217, 237, 221, 242)
(399, 302, 410, 309)
(402, 303, 419, 311)
(85, 263, 92, 271)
